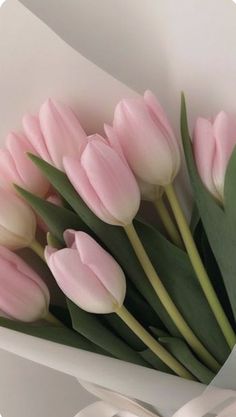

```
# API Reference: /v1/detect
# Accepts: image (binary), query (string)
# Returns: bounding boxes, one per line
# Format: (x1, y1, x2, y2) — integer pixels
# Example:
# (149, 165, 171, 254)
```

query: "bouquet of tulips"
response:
(1, 89, 236, 389)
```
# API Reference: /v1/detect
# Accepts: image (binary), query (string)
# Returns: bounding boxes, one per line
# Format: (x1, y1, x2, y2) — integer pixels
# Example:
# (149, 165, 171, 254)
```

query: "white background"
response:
(0, 0, 236, 416)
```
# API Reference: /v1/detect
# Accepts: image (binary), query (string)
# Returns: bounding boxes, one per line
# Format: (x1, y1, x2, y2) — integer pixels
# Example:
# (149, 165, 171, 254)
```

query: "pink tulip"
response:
(193, 112, 236, 201)
(112, 90, 180, 186)
(45, 230, 126, 314)
(104, 124, 163, 201)
(63, 135, 140, 226)
(0, 132, 50, 197)
(23, 99, 87, 170)
(0, 246, 49, 322)
(0, 188, 36, 250)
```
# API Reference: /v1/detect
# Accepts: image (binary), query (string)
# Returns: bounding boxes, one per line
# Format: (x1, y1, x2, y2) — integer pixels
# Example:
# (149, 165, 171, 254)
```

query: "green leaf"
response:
(102, 316, 173, 372)
(139, 349, 173, 373)
(194, 221, 234, 328)
(134, 218, 230, 364)
(125, 284, 164, 329)
(181, 94, 236, 322)
(159, 337, 215, 384)
(15, 184, 91, 244)
(0, 317, 105, 354)
(102, 313, 145, 351)
(67, 299, 148, 367)
(190, 204, 200, 234)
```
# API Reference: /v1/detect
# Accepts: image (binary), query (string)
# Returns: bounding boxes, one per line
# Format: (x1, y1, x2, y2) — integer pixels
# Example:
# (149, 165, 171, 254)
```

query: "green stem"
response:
(165, 183, 236, 350)
(116, 305, 194, 380)
(154, 196, 184, 249)
(45, 312, 64, 326)
(124, 223, 220, 372)
(29, 239, 45, 261)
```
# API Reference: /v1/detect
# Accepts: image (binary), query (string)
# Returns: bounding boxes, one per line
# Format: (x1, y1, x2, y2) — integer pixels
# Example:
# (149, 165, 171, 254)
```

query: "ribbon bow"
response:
(75, 381, 236, 417)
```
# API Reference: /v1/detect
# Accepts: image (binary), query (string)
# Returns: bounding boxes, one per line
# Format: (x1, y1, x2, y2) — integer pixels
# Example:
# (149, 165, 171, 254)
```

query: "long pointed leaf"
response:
(67, 299, 149, 367)
(181, 94, 236, 322)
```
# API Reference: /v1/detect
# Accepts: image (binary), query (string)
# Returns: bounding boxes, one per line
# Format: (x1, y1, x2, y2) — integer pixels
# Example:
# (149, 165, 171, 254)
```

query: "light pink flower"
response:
(45, 230, 126, 314)
(0, 188, 36, 250)
(63, 135, 140, 226)
(0, 246, 49, 322)
(0, 132, 50, 197)
(105, 124, 163, 201)
(112, 90, 180, 186)
(23, 99, 87, 170)
(193, 111, 236, 201)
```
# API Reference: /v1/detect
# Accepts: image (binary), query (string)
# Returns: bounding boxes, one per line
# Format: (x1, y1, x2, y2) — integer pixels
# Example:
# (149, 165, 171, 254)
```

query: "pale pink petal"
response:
(144, 90, 176, 141)
(81, 138, 140, 225)
(113, 100, 174, 185)
(63, 229, 77, 249)
(0, 149, 19, 190)
(144, 90, 181, 176)
(63, 155, 119, 225)
(6, 133, 50, 197)
(39, 99, 87, 170)
(0, 189, 36, 249)
(213, 111, 236, 200)
(0, 252, 49, 321)
(193, 118, 218, 199)
(74, 232, 126, 307)
(104, 124, 127, 163)
(46, 247, 116, 313)
(23, 114, 51, 163)
(0, 246, 50, 306)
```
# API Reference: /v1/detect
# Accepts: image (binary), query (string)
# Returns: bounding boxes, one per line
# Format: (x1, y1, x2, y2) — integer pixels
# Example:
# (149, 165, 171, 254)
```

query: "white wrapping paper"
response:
(1, 1, 236, 416)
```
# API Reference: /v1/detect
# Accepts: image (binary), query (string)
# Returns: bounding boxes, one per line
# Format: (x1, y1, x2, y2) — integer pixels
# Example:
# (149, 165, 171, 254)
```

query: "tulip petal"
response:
(0, 251, 49, 321)
(144, 90, 176, 142)
(63, 155, 121, 225)
(0, 189, 36, 249)
(0, 246, 50, 306)
(213, 111, 236, 200)
(104, 124, 127, 163)
(113, 99, 174, 185)
(193, 118, 218, 199)
(81, 138, 140, 225)
(0, 149, 19, 190)
(67, 230, 126, 307)
(6, 133, 50, 197)
(23, 114, 51, 163)
(144, 90, 181, 176)
(39, 99, 86, 170)
(46, 247, 116, 314)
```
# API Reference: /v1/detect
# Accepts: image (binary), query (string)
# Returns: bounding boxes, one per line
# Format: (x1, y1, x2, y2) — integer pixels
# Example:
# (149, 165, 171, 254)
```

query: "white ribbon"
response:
(76, 382, 236, 417)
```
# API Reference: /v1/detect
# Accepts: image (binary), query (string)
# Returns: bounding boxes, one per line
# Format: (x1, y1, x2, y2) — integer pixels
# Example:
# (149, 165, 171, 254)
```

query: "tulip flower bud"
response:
(63, 135, 141, 226)
(193, 112, 236, 202)
(23, 99, 87, 170)
(104, 124, 163, 202)
(112, 90, 180, 186)
(0, 132, 50, 197)
(0, 188, 36, 250)
(45, 230, 126, 314)
(0, 246, 50, 322)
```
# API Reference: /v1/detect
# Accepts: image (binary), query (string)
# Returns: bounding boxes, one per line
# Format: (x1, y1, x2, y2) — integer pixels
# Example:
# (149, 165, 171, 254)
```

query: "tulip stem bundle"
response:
(154, 197, 184, 248)
(165, 184, 236, 349)
(124, 223, 220, 372)
(29, 240, 45, 261)
(116, 305, 194, 380)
